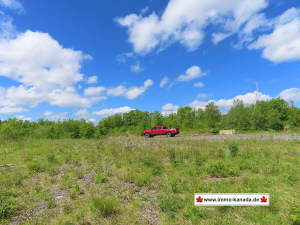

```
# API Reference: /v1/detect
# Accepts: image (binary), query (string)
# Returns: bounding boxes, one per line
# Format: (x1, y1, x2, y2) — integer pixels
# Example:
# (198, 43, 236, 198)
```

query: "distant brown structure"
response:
(219, 130, 236, 135)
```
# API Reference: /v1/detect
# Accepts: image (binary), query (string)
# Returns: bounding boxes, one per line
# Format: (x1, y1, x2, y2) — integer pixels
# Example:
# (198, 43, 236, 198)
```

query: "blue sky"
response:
(0, 0, 299, 122)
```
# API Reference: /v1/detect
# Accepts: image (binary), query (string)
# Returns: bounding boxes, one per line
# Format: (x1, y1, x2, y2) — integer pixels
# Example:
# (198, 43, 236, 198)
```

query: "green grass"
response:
(0, 135, 299, 224)
(89, 196, 119, 217)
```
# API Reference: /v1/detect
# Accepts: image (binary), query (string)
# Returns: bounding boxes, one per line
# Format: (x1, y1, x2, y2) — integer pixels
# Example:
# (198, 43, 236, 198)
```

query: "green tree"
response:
(204, 102, 221, 128)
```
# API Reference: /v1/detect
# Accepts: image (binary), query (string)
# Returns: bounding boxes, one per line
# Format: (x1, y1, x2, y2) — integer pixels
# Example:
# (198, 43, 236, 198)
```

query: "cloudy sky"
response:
(0, 0, 299, 121)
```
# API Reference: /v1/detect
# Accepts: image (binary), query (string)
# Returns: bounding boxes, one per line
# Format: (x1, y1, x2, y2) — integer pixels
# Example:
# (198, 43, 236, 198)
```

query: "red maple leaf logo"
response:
(261, 196, 267, 203)
(196, 196, 203, 203)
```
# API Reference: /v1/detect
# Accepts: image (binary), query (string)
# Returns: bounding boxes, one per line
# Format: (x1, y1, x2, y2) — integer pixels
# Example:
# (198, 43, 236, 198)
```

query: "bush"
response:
(89, 196, 118, 217)
(228, 143, 239, 157)
(0, 196, 19, 219)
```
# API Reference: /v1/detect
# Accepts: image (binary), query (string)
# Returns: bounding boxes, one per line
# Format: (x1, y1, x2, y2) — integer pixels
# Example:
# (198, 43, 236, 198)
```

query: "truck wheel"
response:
(166, 132, 172, 137)
(144, 133, 151, 138)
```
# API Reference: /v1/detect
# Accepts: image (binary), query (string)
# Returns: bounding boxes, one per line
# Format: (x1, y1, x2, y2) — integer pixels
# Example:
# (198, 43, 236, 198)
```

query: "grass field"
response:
(0, 135, 299, 225)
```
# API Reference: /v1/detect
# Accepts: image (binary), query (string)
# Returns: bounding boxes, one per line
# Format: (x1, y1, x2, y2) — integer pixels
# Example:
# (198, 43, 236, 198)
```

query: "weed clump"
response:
(167, 148, 176, 162)
(89, 196, 118, 217)
(27, 161, 44, 173)
(152, 164, 164, 176)
(70, 184, 84, 198)
(94, 171, 109, 184)
(47, 198, 56, 209)
(207, 161, 240, 177)
(228, 143, 239, 157)
(0, 196, 19, 219)
(47, 154, 56, 163)
(158, 194, 183, 218)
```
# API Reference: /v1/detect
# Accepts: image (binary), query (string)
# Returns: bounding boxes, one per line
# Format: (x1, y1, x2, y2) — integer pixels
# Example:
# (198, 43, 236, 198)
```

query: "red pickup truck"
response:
(143, 126, 179, 138)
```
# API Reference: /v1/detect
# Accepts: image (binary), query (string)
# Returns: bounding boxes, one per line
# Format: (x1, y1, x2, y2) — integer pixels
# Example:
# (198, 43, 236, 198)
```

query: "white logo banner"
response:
(194, 193, 270, 206)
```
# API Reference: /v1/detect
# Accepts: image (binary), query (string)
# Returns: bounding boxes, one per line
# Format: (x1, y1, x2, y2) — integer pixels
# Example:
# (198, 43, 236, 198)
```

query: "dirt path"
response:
(104, 133, 300, 146)
(176, 133, 300, 141)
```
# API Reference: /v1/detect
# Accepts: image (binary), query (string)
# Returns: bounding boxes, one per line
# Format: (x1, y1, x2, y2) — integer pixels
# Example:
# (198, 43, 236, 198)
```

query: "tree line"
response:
(0, 98, 299, 140)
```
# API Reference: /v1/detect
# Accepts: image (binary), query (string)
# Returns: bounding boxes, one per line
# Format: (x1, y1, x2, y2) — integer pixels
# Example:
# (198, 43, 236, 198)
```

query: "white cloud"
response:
(107, 85, 127, 96)
(0, 85, 43, 108)
(177, 66, 205, 82)
(189, 91, 271, 110)
(0, 30, 101, 110)
(0, 0, 24, 12)
(93, 106, 134, 117)
(162, 103, 179, 115)
(0, 106, 28, 114)
(160, 76, 169, 88)
(117, 0, 268, 54)
(125, 79, 153, 99)
(84, 86, 106, 96)
(194, 82, 204, 88)
(131, 61, 143, 72)
(0, 31, 90, 89)
(214, 91, 271, 108)
(189, 100, 208, 110)
(47, 87, 99, 108)
(279, 88, 300, 102)
(212, 33, 231, 45)
(249, 8, 300, 63)
(0, 12, 16, 38)
(107, 79, 153, 100)
(86, 76, 98, 84)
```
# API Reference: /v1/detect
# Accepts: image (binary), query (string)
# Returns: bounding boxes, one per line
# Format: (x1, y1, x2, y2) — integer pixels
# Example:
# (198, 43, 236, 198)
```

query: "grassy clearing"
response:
(0, 135, 299, 224)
